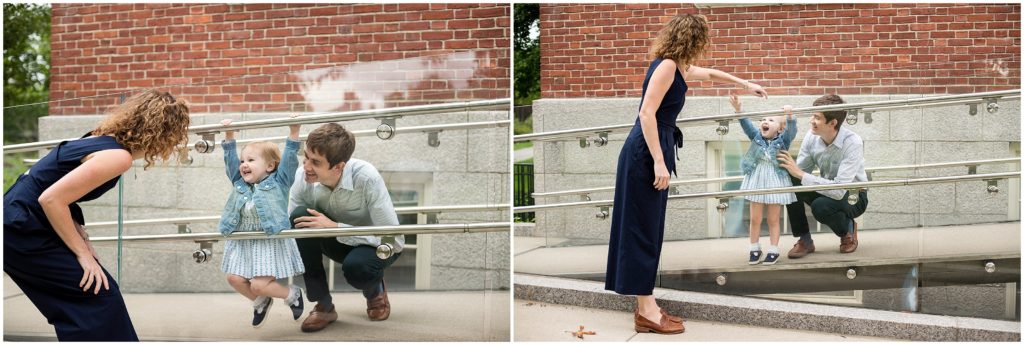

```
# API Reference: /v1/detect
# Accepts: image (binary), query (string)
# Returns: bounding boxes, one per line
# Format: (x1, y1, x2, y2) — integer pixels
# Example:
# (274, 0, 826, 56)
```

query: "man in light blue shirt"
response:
(288, 123, 402, 332)
(777, 94, 869, 259)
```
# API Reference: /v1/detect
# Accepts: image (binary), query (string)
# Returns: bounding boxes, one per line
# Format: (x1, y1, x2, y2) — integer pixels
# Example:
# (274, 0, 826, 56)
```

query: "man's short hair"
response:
(305, 123, 355, 168)
(813, 94, 846, 131)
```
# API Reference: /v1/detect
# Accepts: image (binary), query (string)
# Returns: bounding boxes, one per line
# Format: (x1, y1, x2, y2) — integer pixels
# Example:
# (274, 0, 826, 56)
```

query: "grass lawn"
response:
(513, 141, 533, 151)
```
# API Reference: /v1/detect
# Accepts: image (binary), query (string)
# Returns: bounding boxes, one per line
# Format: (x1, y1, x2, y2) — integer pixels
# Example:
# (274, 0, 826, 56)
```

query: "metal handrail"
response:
(21, 120, 511, 165)
(234, 119, 509, 145)
(86, 204, 509, 229)
(532, 157, 1022, 198)
(514, 172, 1019, 213)
(513, 89, 1021, 142)
(90, 222, 509, 243)
(4, 99, 510, 154)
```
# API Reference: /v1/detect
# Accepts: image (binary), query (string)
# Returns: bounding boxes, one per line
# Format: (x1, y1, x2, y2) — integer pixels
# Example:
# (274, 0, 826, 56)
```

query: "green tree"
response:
(4, 4, 50, 191)
(4, 3, 51, 144)
(513, 3, 539, 106)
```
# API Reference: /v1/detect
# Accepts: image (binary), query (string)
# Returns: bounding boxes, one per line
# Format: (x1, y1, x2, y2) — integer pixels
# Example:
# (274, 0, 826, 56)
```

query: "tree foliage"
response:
(4, 3, 50, 144)
(513, 3, 539, 106)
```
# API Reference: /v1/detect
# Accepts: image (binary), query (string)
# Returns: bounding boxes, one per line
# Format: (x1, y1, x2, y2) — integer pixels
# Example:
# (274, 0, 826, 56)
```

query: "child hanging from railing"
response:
(730, 95, 797, 265)
(217, 115, 305, 328)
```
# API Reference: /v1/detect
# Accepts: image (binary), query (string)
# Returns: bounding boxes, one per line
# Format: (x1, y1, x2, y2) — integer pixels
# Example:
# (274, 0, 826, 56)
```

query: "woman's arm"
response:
(638, 59, 677, 191)
(684, 65, 768, 98)
(37, 148, 133, 294)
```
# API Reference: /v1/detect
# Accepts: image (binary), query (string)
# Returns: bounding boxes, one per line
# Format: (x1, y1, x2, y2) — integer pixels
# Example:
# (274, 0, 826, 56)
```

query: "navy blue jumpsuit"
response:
(4, 135, 138, 341)
(605, 58, 686, 295)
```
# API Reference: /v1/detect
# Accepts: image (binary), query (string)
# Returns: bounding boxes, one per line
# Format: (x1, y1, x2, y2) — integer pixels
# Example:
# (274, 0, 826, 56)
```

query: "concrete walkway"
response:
(514, 298, 900, 341)
(516, 222, 1020, 276)
(3, 275, 509, 341)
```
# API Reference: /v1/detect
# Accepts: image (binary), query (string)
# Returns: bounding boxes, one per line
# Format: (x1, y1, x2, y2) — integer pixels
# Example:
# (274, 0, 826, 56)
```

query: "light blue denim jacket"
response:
(218, 138, 300, 235)
(739, 116, 798, 179)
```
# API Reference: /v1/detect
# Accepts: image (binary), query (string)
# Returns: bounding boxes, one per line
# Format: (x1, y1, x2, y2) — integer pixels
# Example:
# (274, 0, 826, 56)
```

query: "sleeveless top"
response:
(4, 134, 126, 231)
(635, 57, 687, 174)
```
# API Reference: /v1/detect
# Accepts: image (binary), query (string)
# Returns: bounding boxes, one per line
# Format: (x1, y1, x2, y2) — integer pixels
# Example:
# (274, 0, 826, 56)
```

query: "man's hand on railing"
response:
(293, 209, 337, 229)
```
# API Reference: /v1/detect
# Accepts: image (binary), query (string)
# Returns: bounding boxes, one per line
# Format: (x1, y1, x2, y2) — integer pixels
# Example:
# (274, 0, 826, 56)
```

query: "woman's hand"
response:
(77, 254, 109, 295)
(729, 95, 742, 113)
(75, 223, 100, 263)
(653, 161, 670, 190)
(746, 82, 767, 99)
(220, 119, 235, 140)
(288, 114, 301, 140)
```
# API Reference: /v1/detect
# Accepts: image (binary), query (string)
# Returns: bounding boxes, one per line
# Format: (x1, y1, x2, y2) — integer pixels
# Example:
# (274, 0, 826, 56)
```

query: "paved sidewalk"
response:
(514, 299, 900, 342)
(4, 275, 509, 341)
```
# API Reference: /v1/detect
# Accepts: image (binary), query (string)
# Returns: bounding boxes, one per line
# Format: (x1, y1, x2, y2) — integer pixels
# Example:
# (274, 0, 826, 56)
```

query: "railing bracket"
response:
(578, 137, 590, 149)
(194, 133, 216, 154)
(595, 206, 609, 220)
(716, 120, 730, 136)
(192, 241, 214, 264)
(845, 109, 859, 125)
(715, 197, 729, 213)
(427, 131, 441, 147)
(984, 97, 1000, 114)
(376, 117, 398, 140)
(986, 179, 1000, 194)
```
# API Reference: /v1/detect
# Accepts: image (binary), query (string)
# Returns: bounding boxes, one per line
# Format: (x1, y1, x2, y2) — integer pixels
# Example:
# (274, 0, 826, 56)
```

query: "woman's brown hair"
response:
(92, 90, 190, 169)
(649, 13, 711, 68)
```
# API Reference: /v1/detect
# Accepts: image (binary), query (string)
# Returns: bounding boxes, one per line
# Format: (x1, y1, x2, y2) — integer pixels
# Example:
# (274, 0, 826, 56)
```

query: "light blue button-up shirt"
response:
(288, 158, 404, 252)
(795, 127, 868, 200)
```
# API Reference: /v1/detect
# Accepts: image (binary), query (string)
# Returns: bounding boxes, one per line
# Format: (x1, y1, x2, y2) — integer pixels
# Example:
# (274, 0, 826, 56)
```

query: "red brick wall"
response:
(540, 3, 1020, 98)
(50, 3, 509, 115)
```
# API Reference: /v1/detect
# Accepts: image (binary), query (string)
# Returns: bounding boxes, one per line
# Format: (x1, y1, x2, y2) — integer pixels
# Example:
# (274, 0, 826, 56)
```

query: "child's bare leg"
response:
(748, 202, 764, 245)
(766, 204, 782, 247)
(227, 274, 258, 300)
(249, 276, 290, 299)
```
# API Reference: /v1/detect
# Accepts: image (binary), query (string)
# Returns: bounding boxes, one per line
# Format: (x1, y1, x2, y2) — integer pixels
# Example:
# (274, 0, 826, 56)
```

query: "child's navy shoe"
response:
(763, 252, 780, 265)
(748, 250, 762, 265)
(253, 297, 273, 328)
(289, 288, 305, 321)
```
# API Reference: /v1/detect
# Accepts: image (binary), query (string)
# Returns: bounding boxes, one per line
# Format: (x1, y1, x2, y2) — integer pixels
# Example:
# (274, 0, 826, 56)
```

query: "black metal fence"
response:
(513, 163, 535, 222)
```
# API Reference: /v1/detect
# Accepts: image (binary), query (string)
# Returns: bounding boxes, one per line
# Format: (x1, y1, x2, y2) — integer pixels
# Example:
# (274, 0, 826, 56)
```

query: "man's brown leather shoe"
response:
(839, 221, 859, 253)
(634, 310, 684, 334)
(366, 280, 390, 321)
(301, 303, 338, 333)
(787, 239, 816, 259)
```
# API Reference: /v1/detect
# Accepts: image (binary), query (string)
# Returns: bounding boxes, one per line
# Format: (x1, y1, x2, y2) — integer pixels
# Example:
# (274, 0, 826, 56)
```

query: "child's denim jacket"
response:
(739, 116, 798, 179)
(217, 139, 300, 235)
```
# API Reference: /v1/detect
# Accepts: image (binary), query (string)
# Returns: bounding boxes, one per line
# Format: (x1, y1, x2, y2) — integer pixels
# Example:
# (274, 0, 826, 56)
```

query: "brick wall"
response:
(50, 3, 509, 115)
(540, 3, 1020, 98)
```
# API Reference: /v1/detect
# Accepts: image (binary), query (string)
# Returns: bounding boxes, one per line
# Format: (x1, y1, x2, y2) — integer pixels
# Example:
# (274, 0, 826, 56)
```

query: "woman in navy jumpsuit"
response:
(3, 90, 190, 341)
(605, 14, 768, 334)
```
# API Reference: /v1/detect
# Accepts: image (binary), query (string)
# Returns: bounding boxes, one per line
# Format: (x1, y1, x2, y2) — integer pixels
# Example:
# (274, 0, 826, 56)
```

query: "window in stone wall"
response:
(705, 140, 828, 239)
(293, 172, 434, 292)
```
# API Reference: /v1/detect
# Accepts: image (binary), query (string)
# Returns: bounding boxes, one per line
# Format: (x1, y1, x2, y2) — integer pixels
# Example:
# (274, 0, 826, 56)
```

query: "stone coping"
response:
(514, 273, 1021, 342)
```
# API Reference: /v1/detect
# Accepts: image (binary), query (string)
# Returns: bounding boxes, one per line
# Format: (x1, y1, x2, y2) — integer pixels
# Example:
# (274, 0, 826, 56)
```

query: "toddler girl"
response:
(218, 116, 305, 327)
(730, 95, 797, 265)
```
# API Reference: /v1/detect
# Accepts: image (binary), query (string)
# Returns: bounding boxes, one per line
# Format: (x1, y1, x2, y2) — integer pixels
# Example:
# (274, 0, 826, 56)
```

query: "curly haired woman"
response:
(604, 13, 767, 334)
(4, 90, 190, 341)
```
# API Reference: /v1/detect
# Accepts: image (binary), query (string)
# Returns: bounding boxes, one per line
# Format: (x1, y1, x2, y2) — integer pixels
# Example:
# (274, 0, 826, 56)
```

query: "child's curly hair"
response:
(649, 13, 711, 68)
(92, 90, 190, 169)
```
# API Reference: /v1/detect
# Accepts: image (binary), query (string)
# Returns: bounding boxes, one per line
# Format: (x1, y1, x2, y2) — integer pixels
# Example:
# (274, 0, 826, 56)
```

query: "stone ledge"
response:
(514, 273, 1020, 342)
